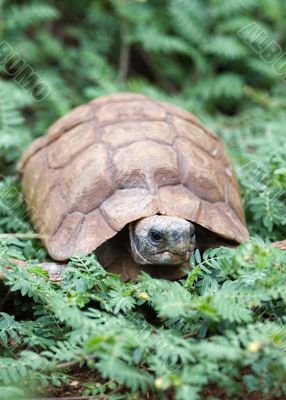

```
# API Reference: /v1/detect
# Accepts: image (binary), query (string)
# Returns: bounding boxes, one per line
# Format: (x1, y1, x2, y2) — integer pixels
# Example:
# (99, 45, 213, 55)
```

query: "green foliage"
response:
(0, 0, 285, 399)
(0, 82, 30, 165)
(1, 242, 286, 399)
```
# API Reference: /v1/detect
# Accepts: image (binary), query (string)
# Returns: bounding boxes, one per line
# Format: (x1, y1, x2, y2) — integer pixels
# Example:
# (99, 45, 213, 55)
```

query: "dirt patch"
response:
(39, 367, 282, 399)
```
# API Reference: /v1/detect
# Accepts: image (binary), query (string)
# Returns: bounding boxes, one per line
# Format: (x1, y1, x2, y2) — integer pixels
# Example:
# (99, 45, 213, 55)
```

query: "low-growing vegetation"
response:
(0, 1, 286, 399)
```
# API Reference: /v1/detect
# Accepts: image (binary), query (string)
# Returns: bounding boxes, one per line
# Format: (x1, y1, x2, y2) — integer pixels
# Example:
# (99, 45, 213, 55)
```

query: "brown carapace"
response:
(18, 93, 249, 280)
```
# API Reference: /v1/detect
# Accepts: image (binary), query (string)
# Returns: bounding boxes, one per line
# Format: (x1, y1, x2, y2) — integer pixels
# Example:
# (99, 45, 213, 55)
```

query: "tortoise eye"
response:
(149, 229, 163, 243)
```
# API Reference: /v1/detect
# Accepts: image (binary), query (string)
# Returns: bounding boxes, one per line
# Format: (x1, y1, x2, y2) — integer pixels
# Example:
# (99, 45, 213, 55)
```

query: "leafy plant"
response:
(1, 241, 286, 399)
(0, 0, 285, 399)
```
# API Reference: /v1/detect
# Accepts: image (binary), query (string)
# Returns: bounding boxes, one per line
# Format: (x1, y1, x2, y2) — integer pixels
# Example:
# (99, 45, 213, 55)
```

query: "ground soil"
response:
(38, 367, 282, 400)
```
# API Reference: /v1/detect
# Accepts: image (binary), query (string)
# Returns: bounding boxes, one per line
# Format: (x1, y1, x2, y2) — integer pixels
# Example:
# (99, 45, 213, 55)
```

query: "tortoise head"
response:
(129, 216, 196, 265)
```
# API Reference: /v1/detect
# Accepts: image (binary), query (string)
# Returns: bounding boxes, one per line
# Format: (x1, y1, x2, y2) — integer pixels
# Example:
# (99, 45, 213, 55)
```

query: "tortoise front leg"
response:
(273, 240, 286, 251)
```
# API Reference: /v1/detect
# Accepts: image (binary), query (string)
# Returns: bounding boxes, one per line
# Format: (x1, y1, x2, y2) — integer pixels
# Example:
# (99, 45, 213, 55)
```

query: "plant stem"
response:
(117, 19, 130, 82)
(56, 355, 96, 370)
(0, 232, 41, 239)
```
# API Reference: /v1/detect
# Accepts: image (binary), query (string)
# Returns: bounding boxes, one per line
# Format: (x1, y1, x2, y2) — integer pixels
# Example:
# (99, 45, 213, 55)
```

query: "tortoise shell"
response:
(19, 93, 248, 261)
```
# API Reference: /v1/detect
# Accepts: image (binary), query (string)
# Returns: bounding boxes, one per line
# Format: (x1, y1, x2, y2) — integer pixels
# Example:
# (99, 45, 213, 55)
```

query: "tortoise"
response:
(18, 92, 249, 281)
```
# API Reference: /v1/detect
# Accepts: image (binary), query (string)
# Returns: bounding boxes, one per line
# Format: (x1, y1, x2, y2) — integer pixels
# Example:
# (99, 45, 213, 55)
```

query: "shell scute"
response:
(37, 185, 68, 241)
(112, 141, 179, 191)
(171, 116, 220, 156)
(72, 209, 116, 257)
(96, 100, 166, 123)
(47, 122, 96, 169)
(176, 137, 224, 203)
(100, 188, 157, 231)
(61, 143, 113, 214)
(157, 185, 202, 219)
(47, 104, 94, 141)
(101, 120, 175, 148)
(22, 149, 46, 206)
(48, 212, 84, 260)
